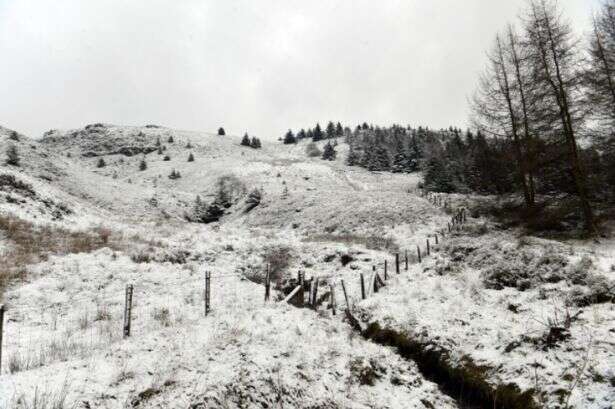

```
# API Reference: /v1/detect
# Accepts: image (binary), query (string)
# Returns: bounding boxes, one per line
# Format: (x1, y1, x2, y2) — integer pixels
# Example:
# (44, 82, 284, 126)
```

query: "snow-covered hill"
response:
(0, 123, 613, 409)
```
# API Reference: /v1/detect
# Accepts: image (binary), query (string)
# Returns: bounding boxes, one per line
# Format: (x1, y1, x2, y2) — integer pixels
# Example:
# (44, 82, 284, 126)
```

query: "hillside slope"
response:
(0, 123, 612, 409)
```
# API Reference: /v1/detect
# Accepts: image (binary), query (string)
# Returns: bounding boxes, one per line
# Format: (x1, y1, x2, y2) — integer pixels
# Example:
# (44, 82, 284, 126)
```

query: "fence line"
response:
(0, 189, 465, 376)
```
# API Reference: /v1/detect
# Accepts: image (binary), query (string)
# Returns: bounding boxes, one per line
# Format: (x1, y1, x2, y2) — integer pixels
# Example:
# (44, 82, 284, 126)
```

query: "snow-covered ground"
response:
(0, 124, 613, 408)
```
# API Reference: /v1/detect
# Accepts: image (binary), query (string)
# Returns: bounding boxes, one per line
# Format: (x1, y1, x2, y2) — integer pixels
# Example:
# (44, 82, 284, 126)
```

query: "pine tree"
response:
(313, 123, 324, 141)
(297, 129, 307, 140)
(9, 131, 19, 141)
(168, 135, 174, 143)
(186, 142, 193, 149)
(325, 121, 336, 139)
(97, 158, 106, 168)
(367, 144, 390, 171)
(139, 158, 147, 171)
(283, 129, 297, 144)
(347, 145, 360, 166)
(241, 133, 251, 146)
(155, 137, 161, 147)
(218, 127, 226, 136)
(322, 142, 337, 160)
(188, 152, 194, 162)
(251, 137, 262, 149)
(157, 146, 163, 155)
(335, 122, 344, 137)
(6, 144, 19, 166)
(169, 169, 181, 179)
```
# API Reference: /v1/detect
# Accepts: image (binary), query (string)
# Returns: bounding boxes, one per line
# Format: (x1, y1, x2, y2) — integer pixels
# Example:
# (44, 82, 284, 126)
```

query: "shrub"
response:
(6, 144, 20, 166)
(187, 152, 194, 162)
(9, 130, 19, 141)
(97, 158, 106, 168)
(139, 159, 147, 171)
(214, 175, 246, 208)
(218, 127, 226, 136)
(305, 142, 322, 158)
(245, 188, 262, 212)
(163, 155, 171, 161)
(168, 169, 181, 179)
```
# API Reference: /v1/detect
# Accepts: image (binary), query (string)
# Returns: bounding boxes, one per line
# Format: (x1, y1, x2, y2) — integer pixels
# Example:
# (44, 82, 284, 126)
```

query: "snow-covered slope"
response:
(0, 123, 613, 409)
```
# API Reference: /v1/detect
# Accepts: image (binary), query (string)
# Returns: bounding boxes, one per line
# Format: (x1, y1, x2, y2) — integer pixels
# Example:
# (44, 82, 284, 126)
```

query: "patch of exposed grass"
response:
(304, 233, 399, 252)
(0, 214, 122, 299)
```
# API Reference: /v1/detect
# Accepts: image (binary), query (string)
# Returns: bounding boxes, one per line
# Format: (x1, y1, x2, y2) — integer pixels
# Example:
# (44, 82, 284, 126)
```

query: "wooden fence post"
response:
(312, 278, 319, 308)
(264, 265, 271, 302)
(426, 238, 430, 256)
(384, 260, 388, 280)
(405, 250, 409, 271)
(123, 284, 133, 338)
(205, 272, 211, 316)
(395, 253, 400, 274)
(330, 284, 336, 316)
(360, 274, 366, 300)
(298, 271, 305, 307)
(417, 245, 422, 263)
(435, 234, 439, 245)
(341, 280, 350, 312)
(0, 304, 4, 373)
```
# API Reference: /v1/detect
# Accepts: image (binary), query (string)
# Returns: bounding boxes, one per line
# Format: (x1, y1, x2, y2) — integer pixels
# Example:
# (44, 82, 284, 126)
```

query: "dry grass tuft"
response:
(304, 233, 399, 252)
(0, 214, 122, 299)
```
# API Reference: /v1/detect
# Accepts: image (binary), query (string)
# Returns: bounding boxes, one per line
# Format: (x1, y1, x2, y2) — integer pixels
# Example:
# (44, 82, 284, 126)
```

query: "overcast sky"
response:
(0, 0, 602, 139)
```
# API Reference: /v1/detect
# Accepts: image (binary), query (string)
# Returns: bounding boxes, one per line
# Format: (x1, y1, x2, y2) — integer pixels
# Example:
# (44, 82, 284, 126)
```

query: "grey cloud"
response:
(0, 0, 601, 139)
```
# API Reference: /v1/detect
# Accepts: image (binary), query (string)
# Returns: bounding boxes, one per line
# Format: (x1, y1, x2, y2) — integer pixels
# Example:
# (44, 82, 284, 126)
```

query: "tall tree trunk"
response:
(495, 35, 533, 208)
(532, 1, 595, 233)
(592, 16, 615, 119)
(508, 25, 536, 207)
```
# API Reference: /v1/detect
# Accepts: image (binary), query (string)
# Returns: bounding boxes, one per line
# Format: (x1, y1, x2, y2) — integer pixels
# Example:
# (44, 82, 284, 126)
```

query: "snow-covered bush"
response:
(305, 142, 322, 157)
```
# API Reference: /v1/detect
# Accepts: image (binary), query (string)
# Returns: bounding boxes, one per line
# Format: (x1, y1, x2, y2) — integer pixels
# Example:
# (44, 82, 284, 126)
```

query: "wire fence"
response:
(0, 190, 465, 377)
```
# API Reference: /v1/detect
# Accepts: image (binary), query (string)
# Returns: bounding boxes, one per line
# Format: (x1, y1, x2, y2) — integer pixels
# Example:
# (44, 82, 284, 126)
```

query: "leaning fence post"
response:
(360, 273, 366, 300)
(341, 279, 350, 312)
(417, 245, 422, 263)
(330, 284, 336, 316)
(205, 272, 211, 316)
(0, 304, 4, 373)
(395, 253, 400, 274)
(123, 284, 133, 338)
(312, 278, 319, 308)
(298, 271, 305, 307)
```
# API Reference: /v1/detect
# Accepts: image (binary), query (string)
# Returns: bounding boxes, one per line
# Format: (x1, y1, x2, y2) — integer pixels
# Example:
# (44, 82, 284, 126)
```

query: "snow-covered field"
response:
(0, 124, 613, 408)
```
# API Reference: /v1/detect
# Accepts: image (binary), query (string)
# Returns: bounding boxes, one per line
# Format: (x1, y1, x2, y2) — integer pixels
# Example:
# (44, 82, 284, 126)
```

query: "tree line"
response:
(428, 0, 615, 234)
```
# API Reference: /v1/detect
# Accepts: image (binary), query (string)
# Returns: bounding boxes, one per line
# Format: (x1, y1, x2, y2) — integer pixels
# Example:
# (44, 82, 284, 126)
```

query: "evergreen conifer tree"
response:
(241, 133, 251, 146)
(322, 142, 337, 160)
(313, 123, 324, 141)
(283, 129, 297, 144)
